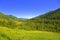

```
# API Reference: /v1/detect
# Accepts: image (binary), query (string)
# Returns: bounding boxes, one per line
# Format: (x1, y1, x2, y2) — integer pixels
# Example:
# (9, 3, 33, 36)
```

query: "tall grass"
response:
(0, 27, 60, 40)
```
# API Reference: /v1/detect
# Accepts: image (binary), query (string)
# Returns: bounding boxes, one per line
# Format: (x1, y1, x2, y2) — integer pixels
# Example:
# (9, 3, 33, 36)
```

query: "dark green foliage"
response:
(24, 8, 60, 32)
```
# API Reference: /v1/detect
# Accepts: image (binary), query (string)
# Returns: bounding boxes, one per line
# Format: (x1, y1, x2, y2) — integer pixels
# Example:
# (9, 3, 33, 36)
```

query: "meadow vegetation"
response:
(0, 27, 60, 40)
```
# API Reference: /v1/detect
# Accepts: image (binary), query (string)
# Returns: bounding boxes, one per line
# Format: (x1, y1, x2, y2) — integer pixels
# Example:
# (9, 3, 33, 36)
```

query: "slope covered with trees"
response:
(0, 12, 24, 29)
(24, 8, 60, 32)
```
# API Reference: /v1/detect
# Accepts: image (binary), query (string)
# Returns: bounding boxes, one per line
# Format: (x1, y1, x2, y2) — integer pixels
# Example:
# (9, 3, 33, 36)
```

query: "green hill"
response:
(24, 8, 60, 32)
(36, 8, 60, 19)
(0, 12, 24, 29)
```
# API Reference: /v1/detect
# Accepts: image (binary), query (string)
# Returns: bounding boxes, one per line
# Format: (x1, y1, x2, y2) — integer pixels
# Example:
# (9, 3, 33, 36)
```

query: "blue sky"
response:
(0, 0, 60, 19)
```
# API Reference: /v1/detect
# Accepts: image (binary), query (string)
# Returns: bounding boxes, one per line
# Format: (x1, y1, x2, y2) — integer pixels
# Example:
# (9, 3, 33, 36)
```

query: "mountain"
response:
(36, 8, 60, 19)
(24, 8, 60, 32)
(0, 12, 24, 28)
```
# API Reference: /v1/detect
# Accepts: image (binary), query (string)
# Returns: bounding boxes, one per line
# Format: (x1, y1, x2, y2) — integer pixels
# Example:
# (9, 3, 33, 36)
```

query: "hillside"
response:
(24, 8, 60, 32)
(0, 12, 24, 29)
(36, 8, 60, 19)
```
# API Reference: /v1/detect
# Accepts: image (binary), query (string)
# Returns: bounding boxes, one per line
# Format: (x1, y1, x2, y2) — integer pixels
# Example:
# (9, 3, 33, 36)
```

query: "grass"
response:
(0, 27, 60, 40)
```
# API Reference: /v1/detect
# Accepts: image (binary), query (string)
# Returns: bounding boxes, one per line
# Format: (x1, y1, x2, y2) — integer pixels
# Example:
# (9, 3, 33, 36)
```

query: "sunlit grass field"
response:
(0, 27, 60, 40)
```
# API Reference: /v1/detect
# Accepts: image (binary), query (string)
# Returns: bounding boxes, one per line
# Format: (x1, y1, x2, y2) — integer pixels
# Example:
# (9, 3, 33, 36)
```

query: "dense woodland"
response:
(0, 8, 60, 32)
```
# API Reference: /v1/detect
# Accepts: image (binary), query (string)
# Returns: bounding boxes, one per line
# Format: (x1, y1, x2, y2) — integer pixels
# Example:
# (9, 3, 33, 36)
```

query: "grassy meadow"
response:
(0, 27, 60, 40)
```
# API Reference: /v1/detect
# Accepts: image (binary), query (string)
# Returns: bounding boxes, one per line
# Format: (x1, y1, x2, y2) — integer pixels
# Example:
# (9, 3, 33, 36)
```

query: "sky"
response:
(0, 0, 60, 19)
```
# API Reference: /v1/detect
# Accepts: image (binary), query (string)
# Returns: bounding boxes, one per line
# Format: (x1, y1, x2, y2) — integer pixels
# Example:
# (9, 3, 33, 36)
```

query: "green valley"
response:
(0, 8, 60, 40)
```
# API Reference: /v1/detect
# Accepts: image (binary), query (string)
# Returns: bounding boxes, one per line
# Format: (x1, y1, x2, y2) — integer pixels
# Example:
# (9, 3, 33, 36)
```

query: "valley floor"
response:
(0, 27, 60, 40)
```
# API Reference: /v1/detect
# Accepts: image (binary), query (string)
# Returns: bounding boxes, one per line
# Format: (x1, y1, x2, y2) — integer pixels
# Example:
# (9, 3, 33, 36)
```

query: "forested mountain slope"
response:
(36, 8, 60, 19)
(0, 12, 24, 28)
(25, 8, 60, 32)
